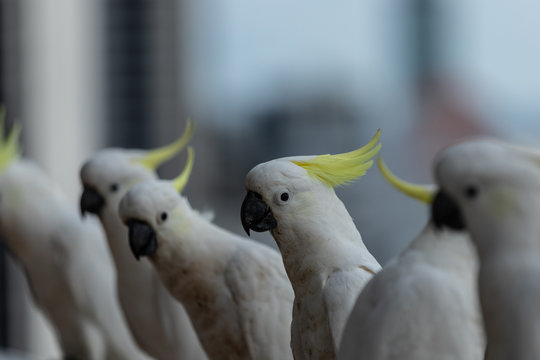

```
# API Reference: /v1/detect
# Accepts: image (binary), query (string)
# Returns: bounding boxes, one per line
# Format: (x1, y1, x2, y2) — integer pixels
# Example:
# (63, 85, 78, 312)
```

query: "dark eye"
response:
(464, 185, 479, 199)
(160, 212, 168, 221)
(109, 183, 119, 192)
(280, 192, 289, 202)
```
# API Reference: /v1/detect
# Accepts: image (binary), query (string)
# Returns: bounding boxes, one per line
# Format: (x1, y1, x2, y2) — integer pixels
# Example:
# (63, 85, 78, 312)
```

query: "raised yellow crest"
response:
(172, 146, 194, 193)
(0, 106, 21, 172)
(291, 129, 381, 187)
(376, 157, 434, 204)
(135, 119, 194, 170)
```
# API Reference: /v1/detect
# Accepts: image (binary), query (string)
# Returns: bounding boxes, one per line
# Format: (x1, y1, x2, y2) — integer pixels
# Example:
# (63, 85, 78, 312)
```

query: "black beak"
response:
(80, 186, 105, 217)
(126, 219, 158, 260)
(431, 190, 466, 231)
(240, 191, 277, 236)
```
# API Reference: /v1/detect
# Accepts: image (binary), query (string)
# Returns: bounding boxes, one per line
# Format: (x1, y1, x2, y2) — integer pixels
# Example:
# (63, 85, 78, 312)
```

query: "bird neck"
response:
(407, 224, 478, 276)
(471, 213, 540, 263)
(272, 196, 369, 288)
(100, 204, 141, 270)
(151, 211, 239, 295)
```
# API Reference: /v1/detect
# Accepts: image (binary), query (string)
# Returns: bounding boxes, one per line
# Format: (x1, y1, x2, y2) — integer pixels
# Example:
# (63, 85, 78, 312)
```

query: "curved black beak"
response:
(80, 186, 105, 217)
(126, 219, 158, 260)
(240, 191, 277, 236)
(431, 190, 466, 231)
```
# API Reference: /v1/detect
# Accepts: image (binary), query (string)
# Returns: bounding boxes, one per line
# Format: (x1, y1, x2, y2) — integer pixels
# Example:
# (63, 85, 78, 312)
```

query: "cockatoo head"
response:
(431, 139, 540, 241)
(118, 147, 195, 260)
(80, 120, 194, 217)
(241, 130, 381, 236)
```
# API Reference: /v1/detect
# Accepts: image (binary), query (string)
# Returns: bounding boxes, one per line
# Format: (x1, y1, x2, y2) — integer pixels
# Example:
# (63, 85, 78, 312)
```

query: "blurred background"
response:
(1, 0, 540, 358)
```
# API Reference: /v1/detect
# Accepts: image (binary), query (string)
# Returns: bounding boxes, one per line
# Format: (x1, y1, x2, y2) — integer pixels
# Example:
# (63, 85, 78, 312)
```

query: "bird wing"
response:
(323, 265, 375, 353)
(224, 243, 294, 360)
(339, 255, 482, 360)
(63, 220, 149, 360)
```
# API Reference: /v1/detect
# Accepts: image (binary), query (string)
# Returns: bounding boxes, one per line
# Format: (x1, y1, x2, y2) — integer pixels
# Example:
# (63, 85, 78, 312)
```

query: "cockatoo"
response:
(240, 131, 382, 359)
(338, 157, 484, 360)
(80, 121, 207, 360)
(431, 139, 540, 360)
(118, 148, 295, 360)
(0, 119, 147, 359)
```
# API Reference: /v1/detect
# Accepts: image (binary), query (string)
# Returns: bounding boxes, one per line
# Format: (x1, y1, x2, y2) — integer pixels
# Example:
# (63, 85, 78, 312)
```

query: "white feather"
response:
(80, 148, 207, 360)
(119, 179, 295, 360)
(0, 159, 148, 360)
(434, 139, 540, 360)
(244, 157, 381, 359)
(339, 223, 485, 359)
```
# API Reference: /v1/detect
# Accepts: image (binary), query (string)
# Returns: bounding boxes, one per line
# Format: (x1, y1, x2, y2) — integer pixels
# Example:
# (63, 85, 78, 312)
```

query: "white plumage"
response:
(433, 139, 540, 360)
(0, 159, 148, 360)
(118, 165, 295, 360)
(241, 133, 381, 359)
(80, 147, 207, 360)
(339, 223, 484, 360)
(339, 157, 485, 359)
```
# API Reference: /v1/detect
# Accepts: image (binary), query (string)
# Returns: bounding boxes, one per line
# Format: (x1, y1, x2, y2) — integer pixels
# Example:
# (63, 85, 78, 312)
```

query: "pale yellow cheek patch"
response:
(125, 178, 142, 191)
(489, 187, 518, 219)
(291, 191, 318, 221)
(171, 207, 191, 236)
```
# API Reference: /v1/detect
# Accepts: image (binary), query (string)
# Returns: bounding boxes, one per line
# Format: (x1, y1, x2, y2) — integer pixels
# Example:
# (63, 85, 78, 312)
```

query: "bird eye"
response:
(109, 183, 119, 192)
(160, 212, 168, 221)
(463, 185, 479, 200)
(280, 192, 289, 202)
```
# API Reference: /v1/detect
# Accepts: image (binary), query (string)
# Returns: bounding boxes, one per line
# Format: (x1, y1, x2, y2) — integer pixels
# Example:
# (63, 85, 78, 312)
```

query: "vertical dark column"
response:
(0, 0, 6, 342)
(411, 0, 435, 92)
(412, 0, 434, 83)
(0, 0, 21, 348)
(149, 0, 184, 145)
(409, 0, 439, 125)
(105, 0, 152, 148)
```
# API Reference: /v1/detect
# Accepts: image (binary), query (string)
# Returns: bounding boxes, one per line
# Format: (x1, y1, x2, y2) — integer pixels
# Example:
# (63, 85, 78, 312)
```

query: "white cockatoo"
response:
(118, 148, 295, 360)
(432, 139, 540, 360)
(339, 157, 484, 360)
(80, 121, 207, 360)
(0, 120, 148, 359)
(240, 131, 382, 359)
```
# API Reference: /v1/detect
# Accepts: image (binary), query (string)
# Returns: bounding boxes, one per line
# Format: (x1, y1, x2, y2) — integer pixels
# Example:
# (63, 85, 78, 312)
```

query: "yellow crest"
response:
(172, 146, 194, 193)
(292, 129, 381, 187)
(135, 119, 194, 170)
(376, 157, 434, 204)
(0, 106, 21, 172)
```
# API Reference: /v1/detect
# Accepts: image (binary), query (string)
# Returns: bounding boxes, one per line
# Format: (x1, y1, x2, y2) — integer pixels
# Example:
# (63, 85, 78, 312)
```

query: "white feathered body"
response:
(433, 140, 540, 360)
(151, 209, 294, 360)
(0, 160, 146, 360)
(462, 186, 540, 360)
(80, 149, 207, 360)
(271, 188, 381, 359)
(100, 204, 207, 360)
(339, 223, 485, 360)
(119, 182, 295, 360)
(243, 157, 381, 359)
